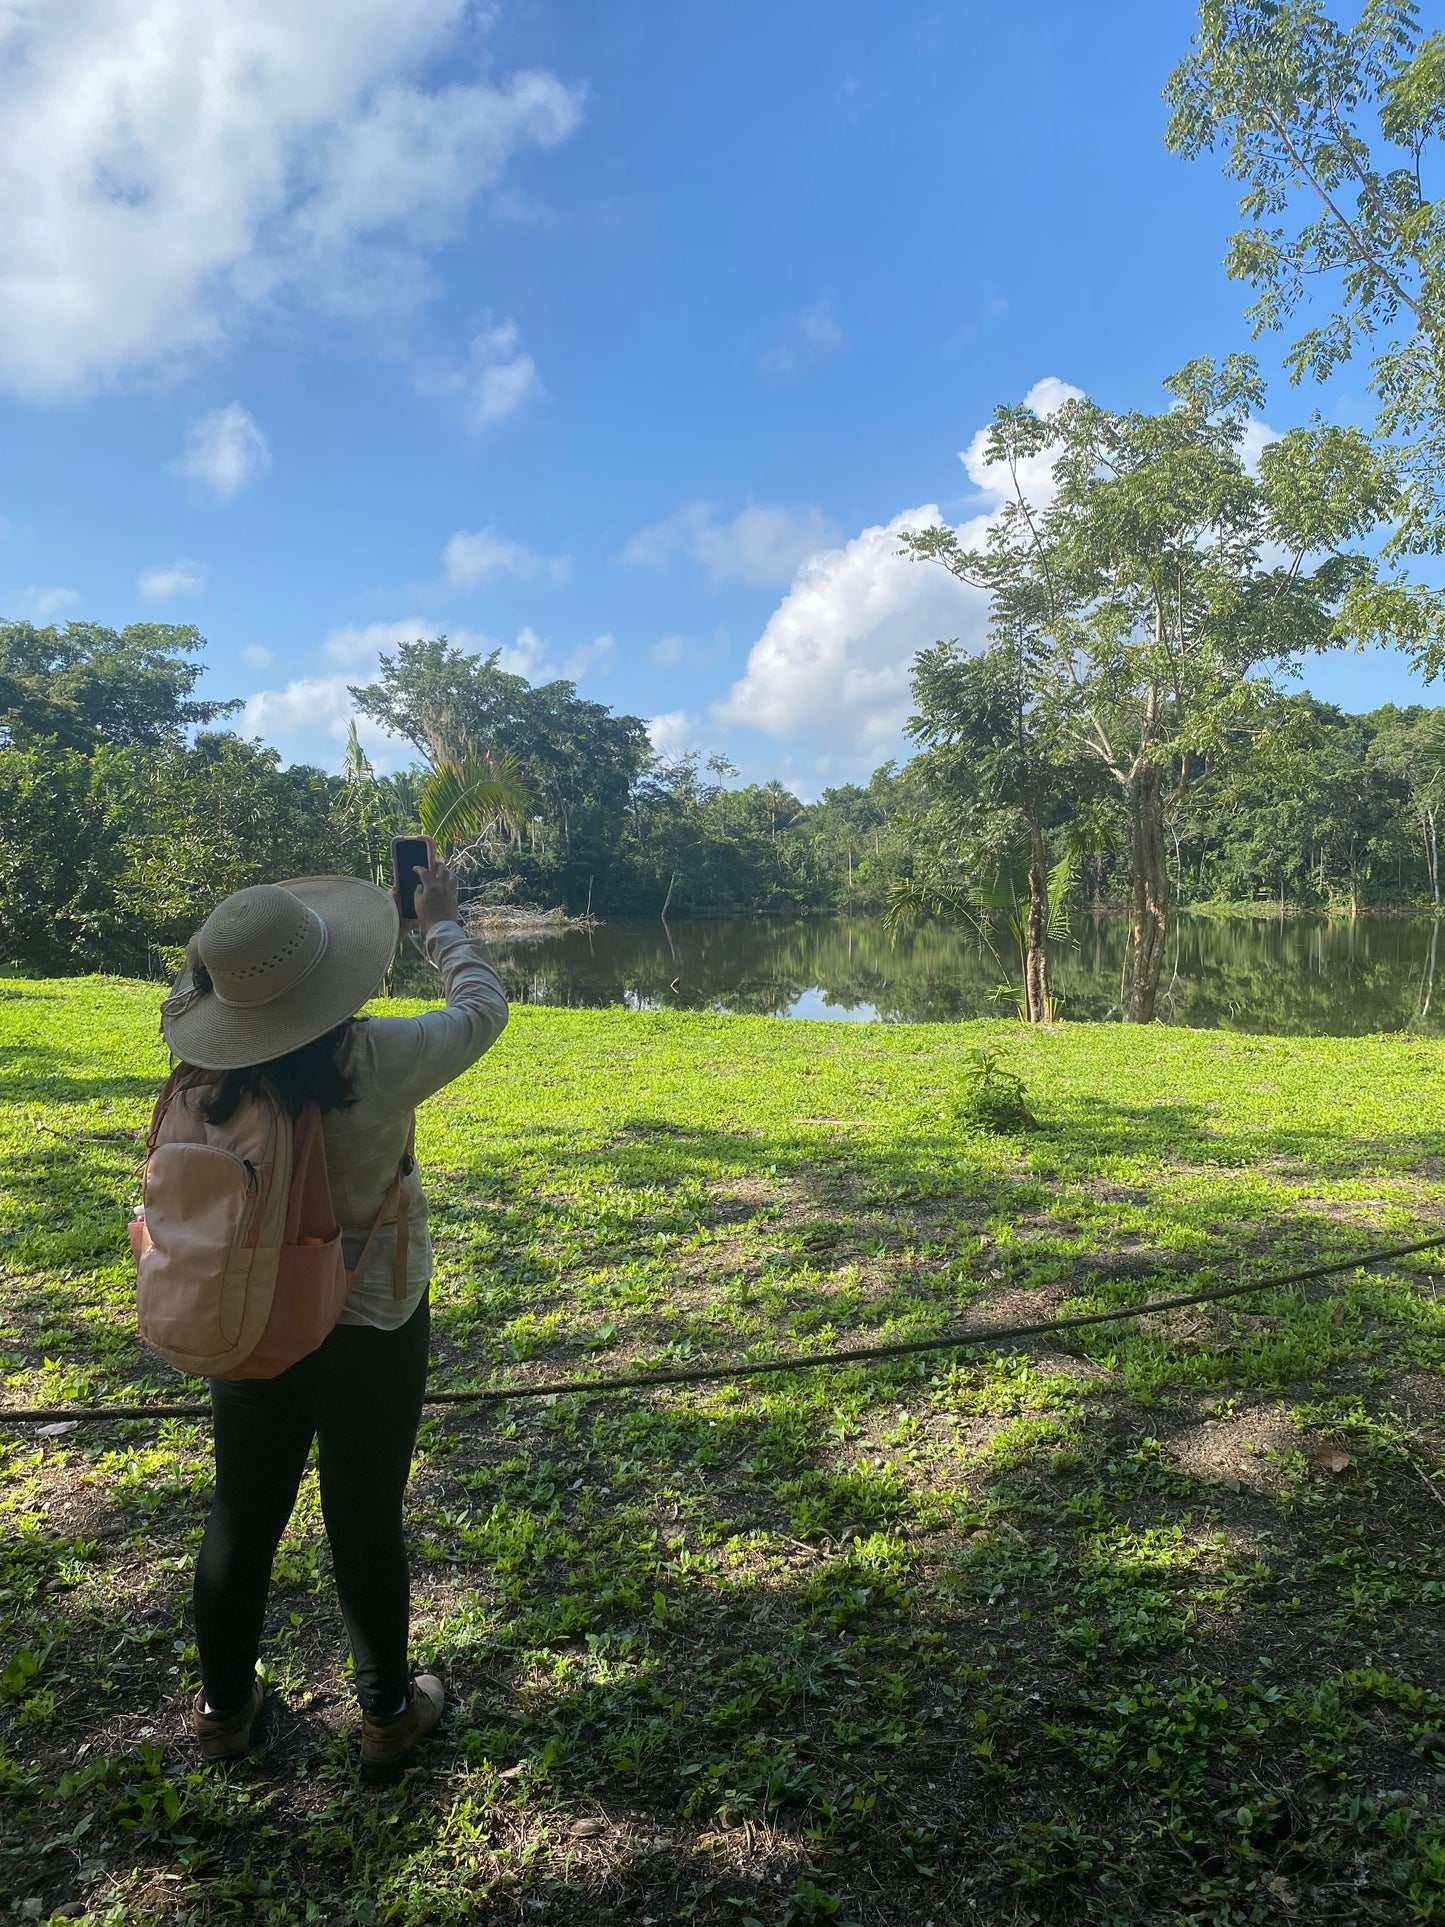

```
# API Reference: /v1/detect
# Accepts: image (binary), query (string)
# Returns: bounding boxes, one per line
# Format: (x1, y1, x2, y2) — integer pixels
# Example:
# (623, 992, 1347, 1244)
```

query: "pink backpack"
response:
(130, 1071, 415, 1380)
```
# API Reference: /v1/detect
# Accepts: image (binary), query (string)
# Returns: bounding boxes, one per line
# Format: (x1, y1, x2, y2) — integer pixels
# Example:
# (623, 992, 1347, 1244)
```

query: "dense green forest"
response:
(4, 618, 1445, 978)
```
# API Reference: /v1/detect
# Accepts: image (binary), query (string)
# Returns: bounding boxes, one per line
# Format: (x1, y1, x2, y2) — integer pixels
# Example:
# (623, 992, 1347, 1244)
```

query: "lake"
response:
(392, 912, 1445, 1035)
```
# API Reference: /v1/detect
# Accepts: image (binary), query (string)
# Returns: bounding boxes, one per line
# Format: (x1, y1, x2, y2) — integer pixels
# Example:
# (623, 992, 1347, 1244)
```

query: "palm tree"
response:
(885, 851, 1075, 1023)
(342, 720, 400, 890)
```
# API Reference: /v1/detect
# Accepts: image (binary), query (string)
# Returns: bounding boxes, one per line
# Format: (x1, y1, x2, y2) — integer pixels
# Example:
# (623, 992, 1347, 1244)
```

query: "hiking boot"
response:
(191, 1679, 264, 1762)
(360, 1672, 445, 1771)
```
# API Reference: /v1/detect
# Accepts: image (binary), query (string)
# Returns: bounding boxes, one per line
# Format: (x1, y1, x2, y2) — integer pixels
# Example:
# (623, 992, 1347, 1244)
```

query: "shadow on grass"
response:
(9, 1087, 1445, 1405)
(4, 1247, 1445, 1924)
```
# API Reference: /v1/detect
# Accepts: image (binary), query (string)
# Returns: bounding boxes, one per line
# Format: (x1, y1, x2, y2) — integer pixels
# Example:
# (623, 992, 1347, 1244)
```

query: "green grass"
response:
(3, 976, 1445, 1925)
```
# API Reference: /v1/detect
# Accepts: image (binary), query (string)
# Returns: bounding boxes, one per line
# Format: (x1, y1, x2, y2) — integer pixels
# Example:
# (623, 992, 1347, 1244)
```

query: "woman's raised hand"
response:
(411, 859, 461, 932)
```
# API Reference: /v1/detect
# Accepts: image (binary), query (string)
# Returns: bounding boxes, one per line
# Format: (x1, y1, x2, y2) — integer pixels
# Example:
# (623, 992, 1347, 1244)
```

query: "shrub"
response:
(956, 1046, 1037, 1133)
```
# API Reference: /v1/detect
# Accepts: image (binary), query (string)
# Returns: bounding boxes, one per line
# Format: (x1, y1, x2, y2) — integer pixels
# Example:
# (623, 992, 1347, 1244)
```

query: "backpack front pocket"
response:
(137, 1143, 263, 1354)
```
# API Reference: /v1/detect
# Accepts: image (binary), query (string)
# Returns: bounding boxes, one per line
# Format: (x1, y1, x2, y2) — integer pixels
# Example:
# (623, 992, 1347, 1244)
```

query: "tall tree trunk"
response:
(1428, 807, 1439, 907)
(1128, 764, 1169, 1023)
(1023, 816, 1052, 1023)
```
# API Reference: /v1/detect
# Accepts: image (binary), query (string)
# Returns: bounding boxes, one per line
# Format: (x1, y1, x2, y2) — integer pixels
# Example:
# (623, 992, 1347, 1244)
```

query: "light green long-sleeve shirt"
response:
(323, 919, 508, 1329)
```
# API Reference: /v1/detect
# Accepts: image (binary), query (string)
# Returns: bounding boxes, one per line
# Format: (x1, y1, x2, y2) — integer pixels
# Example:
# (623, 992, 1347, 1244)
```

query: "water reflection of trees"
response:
(1125, 916, 1445, 1035)
(389, 914, 1445, 1034)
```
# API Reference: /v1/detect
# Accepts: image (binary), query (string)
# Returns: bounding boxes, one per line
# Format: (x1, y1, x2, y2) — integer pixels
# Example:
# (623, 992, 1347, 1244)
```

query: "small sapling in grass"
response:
(955, 1047, 1038, 1134)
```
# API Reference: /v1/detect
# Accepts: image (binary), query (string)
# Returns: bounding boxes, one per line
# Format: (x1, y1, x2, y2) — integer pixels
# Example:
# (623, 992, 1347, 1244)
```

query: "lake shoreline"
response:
(390, 909, 1445, 1036)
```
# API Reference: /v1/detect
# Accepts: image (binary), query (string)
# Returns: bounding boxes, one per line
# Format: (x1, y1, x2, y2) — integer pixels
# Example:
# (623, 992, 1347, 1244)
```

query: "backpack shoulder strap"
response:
(344, 1113, 418, 1301)
(144, 1068, 189, 1157)
(282, 1100, 326, 1246)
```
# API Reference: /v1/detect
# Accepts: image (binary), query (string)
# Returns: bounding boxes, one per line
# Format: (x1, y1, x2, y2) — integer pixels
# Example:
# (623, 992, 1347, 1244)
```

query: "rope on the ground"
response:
(4, 1230, 1444, 1429)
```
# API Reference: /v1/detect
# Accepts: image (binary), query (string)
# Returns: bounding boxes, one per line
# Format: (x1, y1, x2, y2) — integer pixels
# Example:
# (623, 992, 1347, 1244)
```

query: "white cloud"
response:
(317, 615, 570, 683)
(496, 624, 550, 679)
(649, 634, 691, 669)
(0, 2, 584, 397)
(415, 319, 541, 432)
(487, 624, 613, 683)
(759, 296, 844, 378)
(958, 377, 1278, 494)
(833, 77, 871, 125)
(245, 621, 473, 766)
(241, 679, 408, 772)
(647, 710, 705, 760)
(799, 299, 844, 352)
(244, 675, 352, 736)
(707, 379, 1086, 770)
(1238, 414, 1282, 476)
(442, 525, 566, 591)
(137, 557, 206, 599)
(241, 643, 275, 669)
(622, 501, 839, 588)
(5, 584, 81, 620)
(174, 404, 271, 499)
(620, 505, 705, 573)
(564, 632, 615, 680)
(715, 505, 986, 770)
(319, 616, 435, 670)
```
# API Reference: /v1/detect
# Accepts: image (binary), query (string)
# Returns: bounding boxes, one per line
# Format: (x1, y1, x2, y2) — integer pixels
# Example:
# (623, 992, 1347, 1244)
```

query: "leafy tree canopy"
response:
(0, 620, 237, 750)
(1167, 0, 1445, 562)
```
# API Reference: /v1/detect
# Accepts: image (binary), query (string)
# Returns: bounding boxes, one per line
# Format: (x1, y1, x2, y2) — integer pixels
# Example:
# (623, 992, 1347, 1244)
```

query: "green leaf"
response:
(417, 754, 531, 852)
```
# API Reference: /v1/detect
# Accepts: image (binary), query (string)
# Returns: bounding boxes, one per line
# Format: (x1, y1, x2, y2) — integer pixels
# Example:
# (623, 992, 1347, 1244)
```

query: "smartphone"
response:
(391, 836, 435, 923)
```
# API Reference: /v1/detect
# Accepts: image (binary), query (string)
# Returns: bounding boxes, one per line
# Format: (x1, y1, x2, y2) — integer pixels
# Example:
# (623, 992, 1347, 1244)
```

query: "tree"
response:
(902, 403, 1107, 1020)
(905, 358, 1408, 1020)
(1364, 701, 1445, 902)
(0, 735, 365, 973)
(0, 621, 237, 749)
(802, 764, 914, 910)
(341, 721, 404, 891)
(349, 638, 650, 908)
(900, 651, 1069, 1021)
(0, 742, 124, 971)
(1166, 0, 1445, 578)
(614, 753, 830, 919)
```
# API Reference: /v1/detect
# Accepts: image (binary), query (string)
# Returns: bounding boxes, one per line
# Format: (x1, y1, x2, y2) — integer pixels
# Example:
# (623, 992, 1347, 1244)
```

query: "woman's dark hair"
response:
(184, 1020, 359, 1125)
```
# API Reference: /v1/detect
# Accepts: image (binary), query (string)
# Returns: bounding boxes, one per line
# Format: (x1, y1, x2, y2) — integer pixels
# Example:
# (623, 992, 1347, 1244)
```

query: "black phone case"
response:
(392, 840, 429, 921)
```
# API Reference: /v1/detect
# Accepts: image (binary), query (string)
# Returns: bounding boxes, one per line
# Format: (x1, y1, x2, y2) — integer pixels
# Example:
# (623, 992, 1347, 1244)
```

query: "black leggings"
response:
(194, 1299, 430, 1717)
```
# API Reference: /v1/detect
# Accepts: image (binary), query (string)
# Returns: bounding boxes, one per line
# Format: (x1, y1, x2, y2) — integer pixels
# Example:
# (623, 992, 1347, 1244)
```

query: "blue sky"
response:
(0, 0, 1431, 791)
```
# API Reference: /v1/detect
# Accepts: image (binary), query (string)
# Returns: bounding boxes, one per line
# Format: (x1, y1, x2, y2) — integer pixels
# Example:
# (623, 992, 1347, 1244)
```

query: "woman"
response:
(158, 860, 508, 1767)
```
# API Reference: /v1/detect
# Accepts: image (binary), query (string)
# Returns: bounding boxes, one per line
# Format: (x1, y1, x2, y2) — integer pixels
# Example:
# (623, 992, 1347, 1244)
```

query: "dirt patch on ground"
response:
(1384, 1367, 1445, 1433)
(1288, 1196, 1399, 1225)
(1165, 1403, 1301, 1496)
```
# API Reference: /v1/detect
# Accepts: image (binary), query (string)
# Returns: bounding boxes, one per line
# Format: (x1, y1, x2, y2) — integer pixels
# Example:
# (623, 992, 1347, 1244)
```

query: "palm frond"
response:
(883, 879, 982, 939)
(1046, 850, 1077, 942)
(418, 754, 532, 852)
(343, 719, 373, 785)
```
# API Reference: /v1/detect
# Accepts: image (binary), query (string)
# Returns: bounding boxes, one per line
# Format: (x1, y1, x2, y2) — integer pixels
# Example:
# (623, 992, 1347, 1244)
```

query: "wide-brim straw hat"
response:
(161, 876, 399, 1071)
